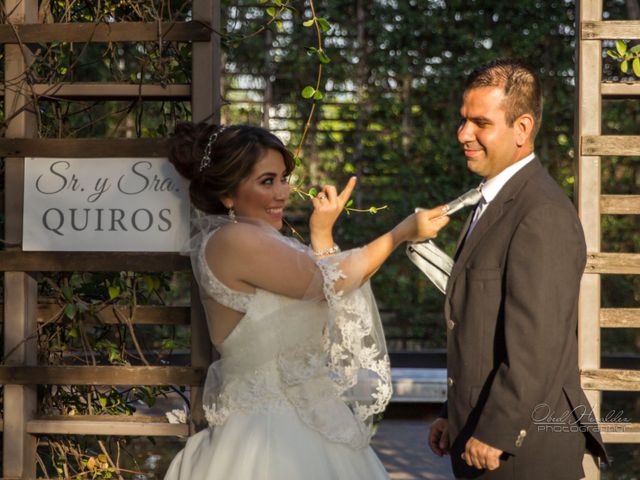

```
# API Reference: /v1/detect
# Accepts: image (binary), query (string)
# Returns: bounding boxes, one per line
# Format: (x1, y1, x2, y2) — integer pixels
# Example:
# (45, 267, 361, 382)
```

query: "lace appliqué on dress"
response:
(316, 259, 393, 437)
(197, 229, 253, 313)
(203, 361, 292, 427)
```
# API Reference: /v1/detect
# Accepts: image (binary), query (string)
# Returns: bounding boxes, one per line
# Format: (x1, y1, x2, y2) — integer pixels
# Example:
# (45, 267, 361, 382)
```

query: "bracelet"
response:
(313, 244, 341, 257)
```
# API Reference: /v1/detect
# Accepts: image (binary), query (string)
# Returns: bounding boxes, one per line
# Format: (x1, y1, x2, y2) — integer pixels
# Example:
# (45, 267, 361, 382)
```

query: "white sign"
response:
(23, 157, 190, 252)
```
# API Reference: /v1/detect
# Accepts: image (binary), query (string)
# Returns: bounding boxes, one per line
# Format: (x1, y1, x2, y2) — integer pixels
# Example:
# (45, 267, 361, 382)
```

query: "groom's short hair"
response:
(465, 59, 543, 138)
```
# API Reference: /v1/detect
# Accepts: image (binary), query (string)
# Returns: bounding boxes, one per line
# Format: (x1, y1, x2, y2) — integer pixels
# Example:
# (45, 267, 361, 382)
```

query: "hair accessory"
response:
(313, 244, 340, 257)
(199, 125, 228, 172)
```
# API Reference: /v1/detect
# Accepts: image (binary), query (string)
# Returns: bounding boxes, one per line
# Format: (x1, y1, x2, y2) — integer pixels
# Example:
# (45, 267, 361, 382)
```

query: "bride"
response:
(164, 123, 449, 479)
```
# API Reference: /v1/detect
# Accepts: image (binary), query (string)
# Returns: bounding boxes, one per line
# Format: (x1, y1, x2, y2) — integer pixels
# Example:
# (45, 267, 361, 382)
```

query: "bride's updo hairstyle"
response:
(169, 122, 295, 214)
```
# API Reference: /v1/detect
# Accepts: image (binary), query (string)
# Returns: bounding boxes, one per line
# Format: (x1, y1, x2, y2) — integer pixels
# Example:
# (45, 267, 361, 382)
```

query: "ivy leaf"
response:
(303, 19, 314, 27)
(266, 6, 276, 17)
(99, 397, 107, 408)
(67, 326, 79, 338)
(621, 59, 629, 73)
(305, 46, 318, 54)
(301, 85, 316, 98)
(346, 199, 354, 208)
(309, 187, 318, 197)
(274, 0, 283, 5)
(313, 90, 324, 100)
(631, 45, 640, 54)
(108, 286, 120, 300)
(317, 50, 331, 64)
(294, 155, 302, 167)
(64, 303, 77, 319)
(317, 18, 331, 32)
(615, 40, 627, 56)
(633, 57, 640, 77)
(606, 50, 619, 59)
(61, 286, 73, 301)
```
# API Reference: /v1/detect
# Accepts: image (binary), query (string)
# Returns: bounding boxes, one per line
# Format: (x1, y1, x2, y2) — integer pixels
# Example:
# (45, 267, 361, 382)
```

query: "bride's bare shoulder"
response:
(205, 222, 272, 256)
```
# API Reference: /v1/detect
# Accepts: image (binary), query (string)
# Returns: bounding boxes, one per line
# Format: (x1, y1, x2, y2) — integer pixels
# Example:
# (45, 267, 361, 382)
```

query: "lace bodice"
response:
(197, 229, 253, 313)
(185, 215, 392, 449)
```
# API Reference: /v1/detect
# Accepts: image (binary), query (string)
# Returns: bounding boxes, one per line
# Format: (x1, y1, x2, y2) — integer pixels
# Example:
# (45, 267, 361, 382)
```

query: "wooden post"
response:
(3, 1, 39, 478)
(576, 1, 602, 478)
(192, 0, 221, 124)
(189, 0, 220, 432)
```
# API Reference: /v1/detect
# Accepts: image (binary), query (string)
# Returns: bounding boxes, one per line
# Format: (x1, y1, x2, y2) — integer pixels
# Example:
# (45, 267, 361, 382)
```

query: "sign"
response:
(23, 157, 190, 252)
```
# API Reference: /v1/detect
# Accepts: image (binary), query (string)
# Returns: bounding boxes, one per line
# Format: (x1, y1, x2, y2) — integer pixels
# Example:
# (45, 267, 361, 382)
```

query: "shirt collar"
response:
(479, 152, 536, 203)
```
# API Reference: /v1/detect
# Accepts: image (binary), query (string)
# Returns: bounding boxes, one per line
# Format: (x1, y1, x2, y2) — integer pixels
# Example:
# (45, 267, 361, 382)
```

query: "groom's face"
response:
(457, 86, 520, 180)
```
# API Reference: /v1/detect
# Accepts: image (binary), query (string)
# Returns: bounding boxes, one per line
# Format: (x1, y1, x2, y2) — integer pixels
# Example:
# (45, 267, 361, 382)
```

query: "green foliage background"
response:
(222, 0, 638, 350)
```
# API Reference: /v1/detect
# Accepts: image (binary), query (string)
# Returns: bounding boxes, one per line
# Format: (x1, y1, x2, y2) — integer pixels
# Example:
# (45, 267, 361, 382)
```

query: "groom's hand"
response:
(428, 417, 450, 456)
(462, 436, 502, 471)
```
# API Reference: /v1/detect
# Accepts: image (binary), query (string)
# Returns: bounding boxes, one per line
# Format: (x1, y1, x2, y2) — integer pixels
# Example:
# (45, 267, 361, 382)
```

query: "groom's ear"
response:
(514, 113, 535, 147)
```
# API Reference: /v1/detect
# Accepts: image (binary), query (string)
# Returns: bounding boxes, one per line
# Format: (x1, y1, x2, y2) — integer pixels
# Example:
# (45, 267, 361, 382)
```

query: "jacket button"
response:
(447, 377, 454, 387)
(447, 319, 455, 330)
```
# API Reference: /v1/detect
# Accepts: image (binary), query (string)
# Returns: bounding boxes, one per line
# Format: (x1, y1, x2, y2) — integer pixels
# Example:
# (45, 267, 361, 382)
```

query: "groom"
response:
(428, 59, 607, 479)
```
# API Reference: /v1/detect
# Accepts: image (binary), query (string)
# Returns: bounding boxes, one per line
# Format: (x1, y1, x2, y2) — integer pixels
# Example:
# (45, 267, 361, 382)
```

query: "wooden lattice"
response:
(1, 1, 220, 477)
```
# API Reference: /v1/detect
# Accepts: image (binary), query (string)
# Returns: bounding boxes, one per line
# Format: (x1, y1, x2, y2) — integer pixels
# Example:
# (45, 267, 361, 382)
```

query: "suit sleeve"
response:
(439, 400, 448, 419)
(471, 202, 586, 454)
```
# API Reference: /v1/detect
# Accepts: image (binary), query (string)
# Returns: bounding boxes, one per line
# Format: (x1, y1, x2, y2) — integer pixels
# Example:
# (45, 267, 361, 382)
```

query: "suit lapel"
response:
(447, 158, 543, 289)
(453, 212, 474, 261)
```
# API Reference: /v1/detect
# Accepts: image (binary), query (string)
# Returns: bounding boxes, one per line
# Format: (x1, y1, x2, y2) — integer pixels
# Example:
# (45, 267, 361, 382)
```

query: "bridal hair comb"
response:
(199, 125, 228, 172)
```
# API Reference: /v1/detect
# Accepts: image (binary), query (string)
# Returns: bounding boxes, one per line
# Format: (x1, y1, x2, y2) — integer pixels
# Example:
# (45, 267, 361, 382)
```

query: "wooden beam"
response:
(582, 135, 640, 156)
(0, 251, 189, 272)
(581, 20, 640, 40)
(601, 81, 640, 98)
(3, 1, 39, 477)
(27, 416, 188, 436)
(600, 308, 640, 328)
(581, 369, 640, 391)
(600, 423, 640, 443)
(585, 252, 640, 274)
(189, 0, 219, 433)
(26, 83, 191, 101)
(0, 366, 206, 386)
(0, 304, 190, 325)
(192, 0, 221, 123)
(0, 21, 211, 44)
(600, 195, 640, 214)
(576, 4, 604, 476)
(0, 138, 169, 157)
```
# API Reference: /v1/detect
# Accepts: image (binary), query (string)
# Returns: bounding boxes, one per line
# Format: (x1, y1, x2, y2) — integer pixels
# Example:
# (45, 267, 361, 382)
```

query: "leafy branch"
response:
(607, 40, 640, 78)
(294, 0, 331, 163)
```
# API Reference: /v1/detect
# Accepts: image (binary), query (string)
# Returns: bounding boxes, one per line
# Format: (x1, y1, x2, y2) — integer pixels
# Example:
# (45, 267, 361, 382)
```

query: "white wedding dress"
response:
(164, 216, 391, 479)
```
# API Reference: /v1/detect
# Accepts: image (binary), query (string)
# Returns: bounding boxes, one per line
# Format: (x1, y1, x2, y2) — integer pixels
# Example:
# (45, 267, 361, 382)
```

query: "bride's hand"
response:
(309, 176, 357, 235)
(402, 206, 450, 243)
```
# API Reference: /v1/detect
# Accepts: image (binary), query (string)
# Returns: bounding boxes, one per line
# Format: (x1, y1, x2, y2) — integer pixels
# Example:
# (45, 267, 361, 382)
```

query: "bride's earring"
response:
(228, 207, 236, 222)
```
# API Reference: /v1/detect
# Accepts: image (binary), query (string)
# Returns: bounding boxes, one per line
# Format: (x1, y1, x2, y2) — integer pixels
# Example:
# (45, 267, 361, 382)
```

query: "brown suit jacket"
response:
(442, 159, 607, 479)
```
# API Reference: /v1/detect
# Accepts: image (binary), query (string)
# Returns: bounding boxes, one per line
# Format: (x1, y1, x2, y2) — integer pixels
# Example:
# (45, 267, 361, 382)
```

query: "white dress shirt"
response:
(468, 152, 536, 234)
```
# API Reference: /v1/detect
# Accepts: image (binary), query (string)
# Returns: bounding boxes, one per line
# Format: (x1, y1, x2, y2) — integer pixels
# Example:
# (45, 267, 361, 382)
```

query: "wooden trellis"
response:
(0, 1, 221, 478)
(577, 1, 640, 479)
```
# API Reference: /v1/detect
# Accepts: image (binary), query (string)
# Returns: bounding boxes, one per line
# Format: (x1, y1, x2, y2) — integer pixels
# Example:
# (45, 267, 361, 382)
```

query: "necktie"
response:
(466, 191, 487, 236)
